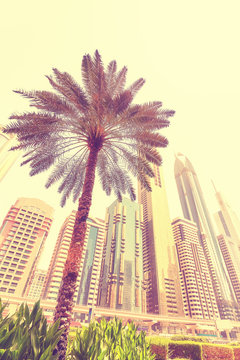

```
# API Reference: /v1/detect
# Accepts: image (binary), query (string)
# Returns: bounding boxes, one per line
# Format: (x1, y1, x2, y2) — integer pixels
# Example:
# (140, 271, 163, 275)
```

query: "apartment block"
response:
(172, 218, 219, 320)
(0, 198, 53, 297)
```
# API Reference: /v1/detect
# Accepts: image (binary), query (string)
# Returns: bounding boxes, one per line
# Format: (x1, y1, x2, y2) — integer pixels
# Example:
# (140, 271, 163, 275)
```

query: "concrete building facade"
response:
(138, 164, 184, 316)
(0, 198, 53, 297)
(172, 217, 219, 320)
(25, 268, 47, 299)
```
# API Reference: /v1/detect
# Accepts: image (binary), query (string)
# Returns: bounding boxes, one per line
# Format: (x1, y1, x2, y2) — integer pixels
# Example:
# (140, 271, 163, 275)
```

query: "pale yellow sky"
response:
(0, 0, 240, 269)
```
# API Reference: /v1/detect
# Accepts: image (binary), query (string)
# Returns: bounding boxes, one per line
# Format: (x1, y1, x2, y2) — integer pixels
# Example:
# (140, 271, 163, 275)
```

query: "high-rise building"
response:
(98, 198, 145, 313)
(25, 268, 47, 299)
(43, 211, 105, 311)
(213, 190, 240, 304)
(214, 189, 240, 250)
(0, 125, 20, 182)
(138, 164, 184, 316)
(174, 153, 237, 319)
(0, 198, 53, 297)
(172, 217, 219, 320)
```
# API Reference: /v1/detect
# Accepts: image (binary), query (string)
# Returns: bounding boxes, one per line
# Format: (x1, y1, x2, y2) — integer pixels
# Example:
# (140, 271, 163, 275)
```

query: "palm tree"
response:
(3, 50, 174, 359)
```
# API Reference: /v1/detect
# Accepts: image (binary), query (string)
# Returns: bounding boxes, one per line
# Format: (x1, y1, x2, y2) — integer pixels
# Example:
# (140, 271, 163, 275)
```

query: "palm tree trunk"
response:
(53, 146, 99, 360)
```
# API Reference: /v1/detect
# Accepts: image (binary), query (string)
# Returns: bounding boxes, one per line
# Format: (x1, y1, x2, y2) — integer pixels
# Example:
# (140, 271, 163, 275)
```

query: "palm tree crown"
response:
(4, 50, 174, 206)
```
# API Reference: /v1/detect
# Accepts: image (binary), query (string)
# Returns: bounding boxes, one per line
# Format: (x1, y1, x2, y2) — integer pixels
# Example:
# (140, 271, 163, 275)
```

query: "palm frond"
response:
(111, 66, 128, 97)
(138, 145, 163, 165)
(127, 78, 145, 98)
(106, 60, 117, 93)
(134, 132, 169, 148)
(113, 90, 133, 115)
(48, 68, 89, 112)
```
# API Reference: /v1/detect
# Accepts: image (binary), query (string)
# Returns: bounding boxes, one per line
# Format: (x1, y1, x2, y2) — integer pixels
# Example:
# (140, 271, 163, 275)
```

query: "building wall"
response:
(0, 198, 53, 297)
(98, 198, 145, 313)
(138, 165, 184, 316)
(174, 153, 238, 320)
(25, 268, 47, 299)
(43, 211, 105, 310)
(172, 217, 219, 320)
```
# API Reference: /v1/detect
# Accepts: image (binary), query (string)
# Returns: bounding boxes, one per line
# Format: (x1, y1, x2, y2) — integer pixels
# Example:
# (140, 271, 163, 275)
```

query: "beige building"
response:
(0, 198, 53, 297)
(172, 217, 219, 320)
(25, 268, 47, 299)
(42, 211, 105, 312)
(0, 125, 20, 182)
(138, 164, 184, 316)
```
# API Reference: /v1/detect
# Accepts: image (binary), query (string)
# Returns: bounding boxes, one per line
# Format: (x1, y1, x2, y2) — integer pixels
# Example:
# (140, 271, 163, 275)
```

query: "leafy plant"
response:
(68, 317, 155, 359)
(0, 299, 63, 359)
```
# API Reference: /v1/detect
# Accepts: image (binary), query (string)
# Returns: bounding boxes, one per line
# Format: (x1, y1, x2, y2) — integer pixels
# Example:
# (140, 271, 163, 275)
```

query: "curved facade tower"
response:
(138, 165, 184, 316)
(98, 198, 144, 313)
(174, 153, 238, 319)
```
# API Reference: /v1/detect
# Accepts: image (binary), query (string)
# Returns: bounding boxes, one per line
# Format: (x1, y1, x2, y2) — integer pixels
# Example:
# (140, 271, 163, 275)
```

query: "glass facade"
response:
(138, 165, 184, 316)
(98, 198, 144, 313)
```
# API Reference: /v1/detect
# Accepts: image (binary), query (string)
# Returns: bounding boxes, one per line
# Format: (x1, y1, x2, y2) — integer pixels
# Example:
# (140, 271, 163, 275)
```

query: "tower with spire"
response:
(174, 153, 238, 320)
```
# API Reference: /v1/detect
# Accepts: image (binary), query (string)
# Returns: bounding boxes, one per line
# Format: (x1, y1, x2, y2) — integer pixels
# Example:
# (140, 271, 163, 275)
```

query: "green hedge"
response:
(150, 344, 167, 360)
(168, 341, 202, 360)
(233, 347, 240, 360)
(202, 343, 233, 360)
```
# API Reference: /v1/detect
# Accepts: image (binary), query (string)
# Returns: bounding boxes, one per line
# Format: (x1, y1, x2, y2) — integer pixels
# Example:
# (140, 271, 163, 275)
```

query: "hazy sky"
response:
(1, 0, 240, 269)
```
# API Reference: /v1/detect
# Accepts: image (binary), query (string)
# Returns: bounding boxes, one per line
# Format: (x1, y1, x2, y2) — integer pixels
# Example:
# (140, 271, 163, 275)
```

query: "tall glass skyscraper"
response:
(138, 165, 184, 316)
(174, 153, 237, 319)
(98, 198, 144, 313)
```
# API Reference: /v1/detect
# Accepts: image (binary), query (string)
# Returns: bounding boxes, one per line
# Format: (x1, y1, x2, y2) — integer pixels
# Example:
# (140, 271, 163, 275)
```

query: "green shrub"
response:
(202, 343, 233, 360)
(68, 317, 155, 359)
(233, 346, 240, 360)
(146, 336, 170, 347)
(170, 335, 209, 343)
(168, 341, 202, 360)
(0, 299, 63, 359)
(149, 344, 167, 360)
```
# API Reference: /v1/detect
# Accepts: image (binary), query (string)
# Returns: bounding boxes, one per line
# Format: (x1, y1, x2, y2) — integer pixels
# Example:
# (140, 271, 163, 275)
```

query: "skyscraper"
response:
(98, 198, 145, 313)
(43, 211, 105, 311)
(174, 153, 237, 319)
(138, 164, 184, 316)
(0, 125, 20, 182)
(172, 217, 219, 320)
(0, 198, 53, 297)
(214, 189, 240, 250)
(214, 190, 240, 304)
